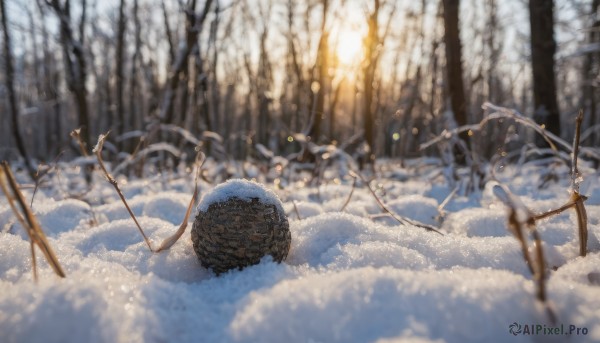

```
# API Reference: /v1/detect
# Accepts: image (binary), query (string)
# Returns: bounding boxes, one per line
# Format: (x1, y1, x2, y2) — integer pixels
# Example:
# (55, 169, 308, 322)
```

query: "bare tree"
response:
(128, 0, 141, 148)
(159, 0, 213, 126)
(529, 0, 560, 139)
(1, 0, 36, 179)
(583, 0, 600, 148)
(36, 0, 63, 156)
(209, 0, 221, 139)
(361, 0, 396, 164)
(0, 0, 591, 165)
(115, 0, 127, 144)
(48, 0, 92, 149)
(308, 0, 329, 143)
(362, 0, 381, 165)
(442, 0, 469, 150)
(256, 7, 273, 148)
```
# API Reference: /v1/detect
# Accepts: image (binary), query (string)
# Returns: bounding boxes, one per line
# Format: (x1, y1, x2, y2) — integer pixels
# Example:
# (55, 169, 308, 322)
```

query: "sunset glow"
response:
(335, 28, 364, 67)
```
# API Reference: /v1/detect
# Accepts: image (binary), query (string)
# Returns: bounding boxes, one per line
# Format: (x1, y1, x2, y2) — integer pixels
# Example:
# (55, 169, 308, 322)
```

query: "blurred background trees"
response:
(0, 0, 596, 167)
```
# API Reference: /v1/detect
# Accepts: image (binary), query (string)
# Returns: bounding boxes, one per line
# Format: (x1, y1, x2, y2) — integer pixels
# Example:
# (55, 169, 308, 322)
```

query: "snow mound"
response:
(443, 208, 508, 237)
(387, 194, 440, 226)
(1, 162, 600, 343)
(230, 267, 536, 342)
(284, 201, 323, 220)
(8, 199, 93, 239)
(142, 192, 190, 224)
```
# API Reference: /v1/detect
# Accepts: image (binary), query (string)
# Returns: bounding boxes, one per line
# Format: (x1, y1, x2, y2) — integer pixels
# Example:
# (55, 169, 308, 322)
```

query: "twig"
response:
(111, 142, 182, 176)
(70, 128, 89, 156)
(31, 151, 65, 208)
(154, 151, 205, 252)
(480, 105, 558, 151)
(349, 170, 443, 235)
(292, 200, 302, 220)
(484, 103, 600, 161)
(94, 132, 154, 251)
(571, 110, 583, 192)
(420, 103, 600, 163)
(370, 213, 393, 219)
(532, 197, 583, 221)
(493, 184, 556, 323)
(570, 110, 587, 257)
(573, 193, 588, 257)
(437, 186, 459, 217)
(495, 184, 536, 274)
(96, 132, 207, 253)
(0, 161, 66, 281)
(339, 176, 357, 212)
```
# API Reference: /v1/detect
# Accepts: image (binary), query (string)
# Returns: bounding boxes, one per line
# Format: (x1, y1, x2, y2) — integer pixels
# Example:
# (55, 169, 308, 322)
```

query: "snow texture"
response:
(0, 162, 599, 343)
(197, 178, 285, 214)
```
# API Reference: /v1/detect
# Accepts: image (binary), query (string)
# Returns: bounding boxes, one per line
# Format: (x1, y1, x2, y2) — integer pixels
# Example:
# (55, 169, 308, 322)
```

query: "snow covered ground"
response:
(1, 159, 600, 342)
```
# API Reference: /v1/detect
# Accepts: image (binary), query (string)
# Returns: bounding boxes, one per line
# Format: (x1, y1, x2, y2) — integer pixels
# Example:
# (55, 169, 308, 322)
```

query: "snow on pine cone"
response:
(191, 179, 291, 274)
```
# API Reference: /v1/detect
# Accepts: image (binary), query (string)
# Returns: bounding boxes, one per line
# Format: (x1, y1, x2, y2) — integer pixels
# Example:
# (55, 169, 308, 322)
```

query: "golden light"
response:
(335, 28, 364, 67)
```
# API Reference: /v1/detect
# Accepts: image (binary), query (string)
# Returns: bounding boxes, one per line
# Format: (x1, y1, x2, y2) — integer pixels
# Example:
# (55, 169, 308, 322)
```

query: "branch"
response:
(349, 170, 443, 235)
(94, 132, 154, 251)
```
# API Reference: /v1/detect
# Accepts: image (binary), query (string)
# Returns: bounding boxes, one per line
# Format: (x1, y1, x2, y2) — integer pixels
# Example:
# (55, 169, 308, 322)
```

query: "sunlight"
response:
(335, 28, 364, 67)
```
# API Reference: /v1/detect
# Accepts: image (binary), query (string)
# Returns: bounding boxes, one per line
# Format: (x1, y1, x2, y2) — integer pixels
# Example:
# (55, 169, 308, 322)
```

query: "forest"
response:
(0, 0, 598, 173)
(1, 1, 600, 342)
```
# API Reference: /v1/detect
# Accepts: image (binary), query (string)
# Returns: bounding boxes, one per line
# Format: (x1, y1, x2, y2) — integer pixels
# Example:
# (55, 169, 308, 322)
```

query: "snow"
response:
(0, 161, 599, 342)
(197, 178, 285, 214)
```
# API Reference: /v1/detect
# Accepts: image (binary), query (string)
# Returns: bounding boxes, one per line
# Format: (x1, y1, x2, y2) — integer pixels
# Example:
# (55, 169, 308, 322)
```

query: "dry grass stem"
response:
(530, 227, 547, 301)
(437, 186, 459, 218)
(70, 128, 89, 157)
(292, 200, 302, 220)
(421, 103, 600, 164)
(154, 152, 205, 252)
(349, 170, 443, 235)
(94, 132, 154, 251)
(480, 104, 558, 151)
(0, 161, 66, 280)
(496, 111, 589, 257)
(31, 152, 65, 208)
(495, 184, 536, 274)
(532, 196, 583, 221)
(571, 110, 583, 191)
(493, 184, 555, 323)
(95, 132, 207, 253)
(339, 176, 357, 212)
(570, 110, 588, 257)
(111, 142, 182, 175)
(573, 194, 588, 257)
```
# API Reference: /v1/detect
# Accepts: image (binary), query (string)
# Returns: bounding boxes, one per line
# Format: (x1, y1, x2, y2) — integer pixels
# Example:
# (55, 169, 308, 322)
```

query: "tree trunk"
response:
(48, 0, 92, 149)
(309, 0, 329, 143)
(1, 0, 35, 179)
(128, 0, 141, 151)
(362, 0, 380, 165)
(584, 0, 600, 149)
(116, 0, 127, 145)
(442, 0, 468, 149)
(529, 0, 560, 139)
(209, 0, 221, 140)
(159, 0, 212, 125)
(37, 1, 62, 156)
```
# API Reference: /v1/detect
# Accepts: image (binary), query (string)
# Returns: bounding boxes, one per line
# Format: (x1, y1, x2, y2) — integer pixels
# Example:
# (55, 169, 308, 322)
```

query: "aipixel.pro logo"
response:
(508, 322, 588, 336)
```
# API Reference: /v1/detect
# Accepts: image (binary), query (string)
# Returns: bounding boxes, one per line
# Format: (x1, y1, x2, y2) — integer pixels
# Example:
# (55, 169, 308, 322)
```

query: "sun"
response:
(334, 28, 364, 67)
